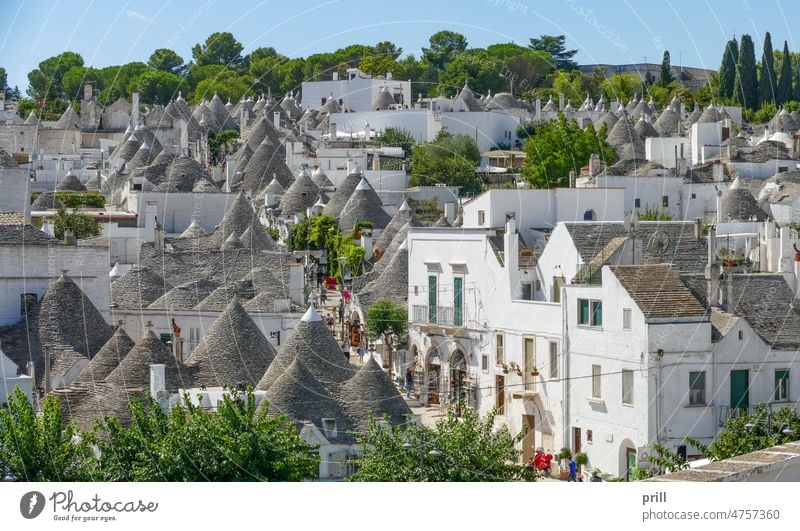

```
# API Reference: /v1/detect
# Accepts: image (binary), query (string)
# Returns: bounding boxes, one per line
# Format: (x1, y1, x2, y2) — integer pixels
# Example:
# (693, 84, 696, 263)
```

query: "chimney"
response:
(713, 161, 724, 182)
(504, 218, 519, 271)
(569, 170, 576, 187)
(589, 154, 601, 176)
(558, 93, 565, 111)
(360, 228, 373, 258)
(330, 122, 337, 139)
(705, 225, 720, 306)
(154, 223, 164, 251)
(83, 84, 93, 101)
(149, 364, 168, 411)
(63, 229, 76, 245)
(322, 418, 338, 439)
(677, 157, 688, 177)
(332, 71, 339, 81)
(273, 112, 281, 128)
(723, 269, 734, 312)
(535, 98, 541, 121)
(693, 217, 702, 240)
(444, 202, 456, 223)
(131, 92, 140, 126)
(178, 119, 188, 155)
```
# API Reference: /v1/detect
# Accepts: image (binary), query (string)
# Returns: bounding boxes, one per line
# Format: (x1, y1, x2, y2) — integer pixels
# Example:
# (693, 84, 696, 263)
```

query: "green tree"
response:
(734, 34, 758, 110)
(350, 407, 524, 482)
(659, 51, 674, 86)
(61, 66, 101, 100)
(148, 48, 185, 74)
(207, 129, 240, 164)
(409, 133, 482, 195)
(248, 48, 288, 94)
(795, 53, 800, 102)
(718, 37, 739, 98)
(373, 41, 402, 60)
(377, 127, 415, 155)
(522, 114, 615, 189)
(637, 205, 673, 221)
(0, 388, 97, 481)
(95, 391, 319, 481)
(358, 55, 401, 78)
(777, 40, 793, 105)
(52, 207, 101, 240)
(0, 66, 6, 93)
(600, 73, 641, 103)
(27, 51, 84, 101)
(758, 32, 777, 106)
(365, 299, 408, 370)
(647, 443, 690, 474)
(422, 31, 468, 71)
(528, 34, 577, 70)
(127, 69, 184, 105)
(704, 405, 800, 461)
(193, 68, 251, 103)
(191, 32, 244, 67)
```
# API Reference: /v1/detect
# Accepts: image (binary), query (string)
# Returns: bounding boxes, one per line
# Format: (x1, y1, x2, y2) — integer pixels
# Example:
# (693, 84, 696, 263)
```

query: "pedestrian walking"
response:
(357, 343, 364, 362)
(338, 298, 344, 323)
(320, 287, 327, 307)
(341, 340, 350, 361)
(343, 287, 351, 303)
(405, 364, 415, 398)
(568, 458, 577, 482)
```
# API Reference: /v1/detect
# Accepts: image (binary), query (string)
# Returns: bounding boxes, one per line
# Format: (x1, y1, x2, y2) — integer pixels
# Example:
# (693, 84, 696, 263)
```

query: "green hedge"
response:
(31, 192, 106, 209)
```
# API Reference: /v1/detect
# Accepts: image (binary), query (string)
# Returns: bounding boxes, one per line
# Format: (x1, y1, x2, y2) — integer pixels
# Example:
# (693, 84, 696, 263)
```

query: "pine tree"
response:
(758, 32, 777, 106)
(659, 51, 674, 86)
(794, 56, 800, 102)
(718, 37, 738, 98)
(734, 34, 758, 110)
(777, 40, 793, 105)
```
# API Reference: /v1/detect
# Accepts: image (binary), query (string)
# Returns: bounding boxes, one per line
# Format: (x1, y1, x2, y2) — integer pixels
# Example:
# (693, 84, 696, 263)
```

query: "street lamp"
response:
(402, 439, 443, 481)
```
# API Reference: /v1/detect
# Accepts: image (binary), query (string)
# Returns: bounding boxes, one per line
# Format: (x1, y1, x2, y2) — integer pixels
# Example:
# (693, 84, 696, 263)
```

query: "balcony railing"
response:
(412, 305, 467, 327)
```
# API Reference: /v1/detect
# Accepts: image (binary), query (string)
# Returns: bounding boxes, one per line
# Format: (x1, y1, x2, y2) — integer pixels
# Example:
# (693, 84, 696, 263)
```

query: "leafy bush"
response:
(52, 207, 101, 240)
(31, 192, 106, 209)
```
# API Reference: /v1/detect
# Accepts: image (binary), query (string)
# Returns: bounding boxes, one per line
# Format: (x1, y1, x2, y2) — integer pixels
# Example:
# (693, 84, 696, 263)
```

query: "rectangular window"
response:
(428, 275, 437, 324)
(591, 301, 603, 326)
(689, 371, 706, 405)
(592, 365, 602, 399)
(579, 299, 603, 327)
(481, 354, 489, 371)
(549, 341, 558, 379)
(623, 308, 632, 330)
(496, 376, 505, 414)
(453, 276, 463, 326)
(579, 299, 590, 325)
(622, 369, 634, 405)
(521, 283, 533, 300)
(478, 210, 485, 225)
(496, 334, 504, 364)
(662, 195, 669, 207)
(775, 369, 790, 402)
(524, 337, 536, 391)
(587, 429, 593, 444)
(634, 198, 641, 208)
(691, 193, 697, 199)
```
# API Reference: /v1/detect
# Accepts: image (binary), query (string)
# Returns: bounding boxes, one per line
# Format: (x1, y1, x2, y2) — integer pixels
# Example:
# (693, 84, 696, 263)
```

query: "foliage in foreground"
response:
(350, 407, 525, 482)
(0, 387, 319, 481)
(52, 207, 102, 240)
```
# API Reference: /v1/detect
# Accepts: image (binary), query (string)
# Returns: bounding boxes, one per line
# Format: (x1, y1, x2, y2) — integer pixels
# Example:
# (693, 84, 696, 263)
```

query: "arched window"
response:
(583, 209, 596, 221)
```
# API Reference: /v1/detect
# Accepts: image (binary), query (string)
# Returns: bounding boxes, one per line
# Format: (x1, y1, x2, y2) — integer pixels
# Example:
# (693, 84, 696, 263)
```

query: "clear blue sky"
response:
(2, 0, 799, 91)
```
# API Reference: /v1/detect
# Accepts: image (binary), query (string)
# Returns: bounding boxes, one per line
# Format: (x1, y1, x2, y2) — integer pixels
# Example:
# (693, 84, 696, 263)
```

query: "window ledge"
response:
(577, 325, 604, 330)
(685, 403, 709, 409)
(622, 402, 634, 408)
(588, 397, 604, 405)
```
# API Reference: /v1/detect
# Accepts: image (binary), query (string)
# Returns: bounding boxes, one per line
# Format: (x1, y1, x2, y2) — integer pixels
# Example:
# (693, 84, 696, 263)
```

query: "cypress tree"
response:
(777, 40, 793, 105)
(718, 37, 738, 98)
(757, 32, 777, 106)
(659, 51, 674, 86)
(794, 58, 800, 102)
(734, 34, 758, 110)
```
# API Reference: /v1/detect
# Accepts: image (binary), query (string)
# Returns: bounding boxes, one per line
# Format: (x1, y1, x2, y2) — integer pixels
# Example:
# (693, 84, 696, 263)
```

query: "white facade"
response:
(0, 167, 31, 219)
(301, 68, 411, 112)
(1, 347, 33, 405)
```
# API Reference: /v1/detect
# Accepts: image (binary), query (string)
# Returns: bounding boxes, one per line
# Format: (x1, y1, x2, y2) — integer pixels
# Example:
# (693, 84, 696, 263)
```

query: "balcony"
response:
(412, 305, 470, 330)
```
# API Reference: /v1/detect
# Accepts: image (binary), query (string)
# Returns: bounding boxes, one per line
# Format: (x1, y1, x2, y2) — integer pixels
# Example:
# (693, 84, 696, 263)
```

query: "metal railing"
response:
(412, 305, 466, 327)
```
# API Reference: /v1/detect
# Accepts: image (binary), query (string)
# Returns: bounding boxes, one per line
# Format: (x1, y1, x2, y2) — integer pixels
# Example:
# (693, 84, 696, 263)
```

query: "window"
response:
(553, 276, 565, 303)
(496, 334, 505, 364)
(623, 308, 632, 330)
(689, 371, 706, 405)
(662, 195, 669, 207)
(775, 369, 790, 402)
(578, 299, 602, 327)
(428, 275, 437, 323)
(481, 354, 489, 371)
(691, 193, 696, 199)
(549, 341, 558, 379)
(478, 210, 485, 225)
(535, 280, 541, 292)
(738, 330, 744, 340)
(622, 369, 634, 405)
(524, 338, 536, 391)
(592, 365, 602, 399)
(496, 376, 505, 414)
(634, 198, 641, 208)
(583, 209, 595, 221)
(321, 97, 327, 105)
(587, 429, 593, 444)
(453, 276, 463, 326)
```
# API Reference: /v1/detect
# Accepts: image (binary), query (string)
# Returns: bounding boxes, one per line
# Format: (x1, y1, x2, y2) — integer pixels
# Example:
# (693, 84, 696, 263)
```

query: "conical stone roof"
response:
(433, 214, 451, 227)
(31, 192, 63, 211)
(105, 329, 189, 390)
(454, 81, 483, 112)
(177, 219, 208, 239)
(186, 298, 276, 387)
(256, 305, 353, 391)
(240, 226, 279, 251)
(71, 327, 135, 386)
(358, 240, 409, 309)
(115, 135, 141, 161)
(110, 265, 172, 310)
(241, 136, 294, 193)
(720, 177, 767, 222)
(337, 177, 391, 232)
(279, 168, 319, 217)
(322, 166, 364, 219)
(654, 107, 681, 136)
(338, 355, 412, 429)
(147, 279, 218, 311)
(211, 191, 263, 244)
(371, 86, 395, 110)
(311, 166, 333, 189)
(374, 200, 417, 254)
(606, 112, 643, 147)
(55, 172, 87, 192)
(634, 116, 659, 138)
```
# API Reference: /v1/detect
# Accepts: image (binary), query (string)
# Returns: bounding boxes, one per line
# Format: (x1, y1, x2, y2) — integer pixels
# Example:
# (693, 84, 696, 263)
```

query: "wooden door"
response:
(574, 427, 582, 454)
(496, 376, 505, 414)
(522, 415, 535, 462)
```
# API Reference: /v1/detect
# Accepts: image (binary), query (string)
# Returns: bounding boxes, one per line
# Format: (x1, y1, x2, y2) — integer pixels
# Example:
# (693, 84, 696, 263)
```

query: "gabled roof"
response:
(185, 298, 276, 387)
(609, 264, 706, 319)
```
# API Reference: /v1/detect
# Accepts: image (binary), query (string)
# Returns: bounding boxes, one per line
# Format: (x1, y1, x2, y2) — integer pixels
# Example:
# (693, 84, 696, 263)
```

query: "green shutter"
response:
(579, 299, 589, 325)
(453, 277, 463, 326)
(592, 301, 603, 327)
(428, 275, 437, 324)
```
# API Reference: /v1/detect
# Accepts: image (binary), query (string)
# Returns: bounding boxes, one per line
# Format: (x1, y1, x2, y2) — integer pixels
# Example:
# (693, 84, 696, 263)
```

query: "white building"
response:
(301, 68, 411, 112)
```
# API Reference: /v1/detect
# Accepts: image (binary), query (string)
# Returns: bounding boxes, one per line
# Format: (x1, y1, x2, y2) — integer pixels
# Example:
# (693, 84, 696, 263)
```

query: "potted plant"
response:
(558, 447, 572, 480)
(531, 366, 539, 377)
(575, 452, 588, 481)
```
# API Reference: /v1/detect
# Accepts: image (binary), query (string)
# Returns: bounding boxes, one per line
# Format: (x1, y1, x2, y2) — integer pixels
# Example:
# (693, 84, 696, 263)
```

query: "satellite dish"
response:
(647, 230, 670, 256)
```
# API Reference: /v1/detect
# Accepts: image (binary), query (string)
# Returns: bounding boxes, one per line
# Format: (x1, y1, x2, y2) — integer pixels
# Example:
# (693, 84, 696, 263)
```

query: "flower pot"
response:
(531, 371, 539, 377)
(560, 469, 569, 481)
